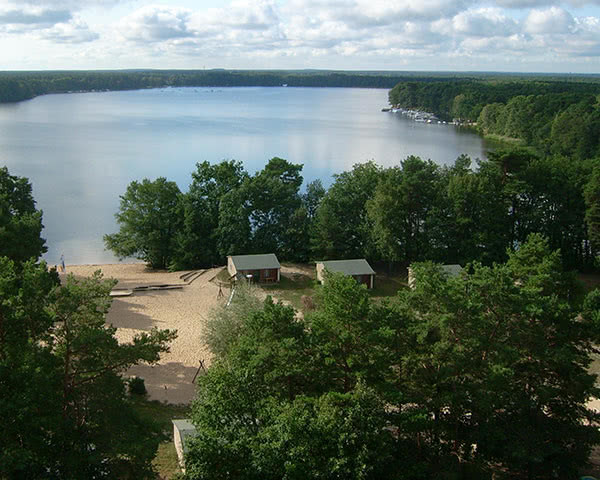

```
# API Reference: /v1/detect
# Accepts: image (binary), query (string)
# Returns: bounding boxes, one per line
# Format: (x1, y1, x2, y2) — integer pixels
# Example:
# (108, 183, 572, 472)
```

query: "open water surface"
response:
(0, 87, 488, 264)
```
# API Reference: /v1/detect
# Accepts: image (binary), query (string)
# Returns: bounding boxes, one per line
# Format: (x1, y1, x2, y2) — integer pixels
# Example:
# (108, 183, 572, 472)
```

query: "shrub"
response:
(301, 294, 315, 311)
(128, 376, 147, 395)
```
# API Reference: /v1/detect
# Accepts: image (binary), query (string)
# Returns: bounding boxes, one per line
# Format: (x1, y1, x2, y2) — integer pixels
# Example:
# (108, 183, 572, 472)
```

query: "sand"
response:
(64, 263, 226, 405)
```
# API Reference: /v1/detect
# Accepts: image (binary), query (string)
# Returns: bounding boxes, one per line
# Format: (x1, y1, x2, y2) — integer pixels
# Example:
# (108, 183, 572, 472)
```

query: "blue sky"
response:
(0, 0, 599, 72)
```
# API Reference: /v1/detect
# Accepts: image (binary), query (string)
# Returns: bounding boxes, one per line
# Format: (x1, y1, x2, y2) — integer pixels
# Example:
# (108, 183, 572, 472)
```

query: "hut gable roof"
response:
(230, 253, 281, 271)
(441, 264, 463, 277)
(319, 259, 375, 276)
(172, 419, 197, 454)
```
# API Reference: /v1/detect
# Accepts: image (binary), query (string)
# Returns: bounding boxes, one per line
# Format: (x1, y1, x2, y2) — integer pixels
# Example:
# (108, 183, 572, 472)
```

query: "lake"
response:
(0, 87, 488, 265)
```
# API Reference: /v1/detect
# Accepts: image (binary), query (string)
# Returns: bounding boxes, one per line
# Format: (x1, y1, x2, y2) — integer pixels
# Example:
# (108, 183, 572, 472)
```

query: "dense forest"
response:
(184, 239, 600, 479)
(1, 69, 598, 105)
(388, 79, 600, 160)
(0, 69, 430, 103)
(105, 151, 598, 273)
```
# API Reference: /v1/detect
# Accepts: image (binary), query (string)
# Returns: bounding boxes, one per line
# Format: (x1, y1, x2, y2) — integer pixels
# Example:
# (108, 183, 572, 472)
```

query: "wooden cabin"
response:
(227, 253, 281, 283)
(408, 264, 463, 289)
(316, 259, 375, 289)
(172, 419, 197, 472)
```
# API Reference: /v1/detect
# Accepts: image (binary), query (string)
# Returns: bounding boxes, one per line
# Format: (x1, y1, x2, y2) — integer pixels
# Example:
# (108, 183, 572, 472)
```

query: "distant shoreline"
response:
(2, 69, 598, 105)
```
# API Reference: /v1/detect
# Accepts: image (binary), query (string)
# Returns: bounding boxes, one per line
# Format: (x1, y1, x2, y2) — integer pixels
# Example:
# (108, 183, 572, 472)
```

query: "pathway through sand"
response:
(65, 264, 224, 404)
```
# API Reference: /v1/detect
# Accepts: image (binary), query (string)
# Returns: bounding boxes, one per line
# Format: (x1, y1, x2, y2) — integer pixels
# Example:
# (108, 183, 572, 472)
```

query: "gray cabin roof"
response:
(230, 253, 281, 271)
(319, 259, 375, 276)
(172, 419, 197, 453)
(441, 264, 463, 277)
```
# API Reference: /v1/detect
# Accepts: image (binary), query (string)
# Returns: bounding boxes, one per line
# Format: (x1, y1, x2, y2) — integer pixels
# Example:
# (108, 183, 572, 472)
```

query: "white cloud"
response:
(41, 17, 99, 43)
(434, 7, 518, 36)
(494, 0, 600, 7)
(0, 4, 71, 33)
(12, 0, 125, 8)
(118, 5, 194, 42)
(1, 0, 600, 71)
(525, 6, 575, 33)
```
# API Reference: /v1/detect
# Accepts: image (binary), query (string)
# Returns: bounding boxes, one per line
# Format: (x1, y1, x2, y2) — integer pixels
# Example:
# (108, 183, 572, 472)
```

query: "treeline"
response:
(184, 238, 600, 479)
(0, 167, 175, 478)
(388, 79, 600, 160)
(0, 69, 434, 103)
(105, 149, 599, 272)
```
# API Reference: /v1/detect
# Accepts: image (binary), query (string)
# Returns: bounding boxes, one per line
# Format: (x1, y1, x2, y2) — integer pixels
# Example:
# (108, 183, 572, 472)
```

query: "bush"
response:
(128, 376, 147, 395)
(301, 294, 315, 311)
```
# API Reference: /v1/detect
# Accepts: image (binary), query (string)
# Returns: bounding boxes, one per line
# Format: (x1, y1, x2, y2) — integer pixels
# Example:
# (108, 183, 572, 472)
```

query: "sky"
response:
(0, 0, 599, 73)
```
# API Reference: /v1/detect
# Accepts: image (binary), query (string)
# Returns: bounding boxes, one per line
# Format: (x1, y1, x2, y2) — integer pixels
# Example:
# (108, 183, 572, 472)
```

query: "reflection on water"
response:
(0, 87, 488, 264)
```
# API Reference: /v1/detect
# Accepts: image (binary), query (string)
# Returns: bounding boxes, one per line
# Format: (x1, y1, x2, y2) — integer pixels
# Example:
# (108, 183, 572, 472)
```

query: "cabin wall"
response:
(316, 263, 325, 283)
(352, 274, 374, 289)
(238, 268, 280, 283)
(227, 257, 236, 277)
(173, 425, 185, 470)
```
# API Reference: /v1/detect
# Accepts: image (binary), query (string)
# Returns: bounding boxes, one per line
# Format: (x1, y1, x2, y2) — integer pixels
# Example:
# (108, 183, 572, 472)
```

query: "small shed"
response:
(316, 259, 375, 289)
(172, 419, 197, 472)
(227, 253, 281, 283)
(408, 264, 463, 289)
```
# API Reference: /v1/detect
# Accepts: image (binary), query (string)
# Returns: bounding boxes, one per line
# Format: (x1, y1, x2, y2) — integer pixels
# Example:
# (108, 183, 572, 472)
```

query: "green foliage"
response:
(307, 272, 390, 393)
(367, 156, 441, 264)
(186, 235, 600, 480)
(0, 260, 177, 478)
(311, 161, 381, 260)
(395, 235, 600, 478)
(389, 79, 600, 160)
(104, 177, 182, 269)
(0, 70, 412, 104)
(104, 145, 596, 272)
(254, 385, 398, 480)
(302, 179, 326, 219)
(585, 165, 600, 254)
(0, 259, 60, 477)
(216, 187, 252, 258)
(172, 160, 247, 270)
(128, 376, 147, 395)
(245, 157, 304, 259)
(203, 281, 263, 359)
(0, 166, 47, 263)
(439, 156, 509, 265)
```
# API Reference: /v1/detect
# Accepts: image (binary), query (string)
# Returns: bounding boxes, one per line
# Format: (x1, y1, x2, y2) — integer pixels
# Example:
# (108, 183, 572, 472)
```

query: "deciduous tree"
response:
(0, 166, 46, 263)
(104, 177, 182, 269)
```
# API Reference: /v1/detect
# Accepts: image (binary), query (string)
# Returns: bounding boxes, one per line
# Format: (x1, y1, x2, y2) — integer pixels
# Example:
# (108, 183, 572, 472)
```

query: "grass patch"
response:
(129, 397, 190, 480)
(153, 441, 182, 480)
(578, 273, 600, 293)
(483, 133, 527, 146)
(262, 267, 318, 312)
(213, 267, 231, 284)
(370, 274, 407, 299)
(260, 264, 407, 310)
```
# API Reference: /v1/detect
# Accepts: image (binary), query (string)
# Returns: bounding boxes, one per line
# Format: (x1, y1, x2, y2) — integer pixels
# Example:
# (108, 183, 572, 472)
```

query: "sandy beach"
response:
(64, 263, 225, 405)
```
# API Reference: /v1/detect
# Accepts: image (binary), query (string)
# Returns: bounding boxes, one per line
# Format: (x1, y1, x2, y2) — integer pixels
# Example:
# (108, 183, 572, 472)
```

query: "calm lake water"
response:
(0, 87, 488, 265)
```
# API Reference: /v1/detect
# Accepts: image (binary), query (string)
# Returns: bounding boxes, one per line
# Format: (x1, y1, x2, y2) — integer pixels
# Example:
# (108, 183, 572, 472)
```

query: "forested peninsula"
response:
(389, 78, 600, 160)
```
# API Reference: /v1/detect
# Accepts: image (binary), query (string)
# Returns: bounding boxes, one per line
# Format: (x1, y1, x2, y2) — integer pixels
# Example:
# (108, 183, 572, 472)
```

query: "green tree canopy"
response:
(585, 164, 600, 255)
(173, 160, 248, 269)
(186, 234, 600, 479)
(104, 177, 182, 269)
(0, 166, 46, 263)
(367, 156, 441, 265)
(311, 161, 381, 260)
(0, 263, 176, 478)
